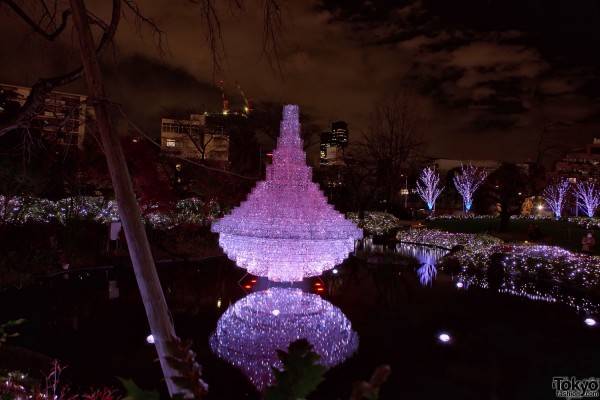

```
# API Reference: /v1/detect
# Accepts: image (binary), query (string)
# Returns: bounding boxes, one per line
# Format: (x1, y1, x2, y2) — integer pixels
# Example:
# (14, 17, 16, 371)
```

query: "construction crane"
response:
(219, 80, 229, 115)
(236, 81, 253, 115)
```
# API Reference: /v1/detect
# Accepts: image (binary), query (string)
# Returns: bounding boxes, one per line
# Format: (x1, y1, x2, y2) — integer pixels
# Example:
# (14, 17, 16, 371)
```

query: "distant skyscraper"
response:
(320, 121, 348, 166)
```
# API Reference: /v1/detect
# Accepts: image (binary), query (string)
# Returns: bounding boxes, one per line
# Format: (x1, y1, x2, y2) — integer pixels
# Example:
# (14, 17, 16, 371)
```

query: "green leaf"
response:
(118, 378, 160, 400)
(264, 339, 326, 400)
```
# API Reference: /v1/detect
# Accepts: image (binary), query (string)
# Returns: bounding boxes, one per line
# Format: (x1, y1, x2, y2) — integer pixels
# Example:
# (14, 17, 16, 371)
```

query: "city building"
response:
(0, 82, 88, 149)
(547, 138, 600, 183)
(319, 121, 348, 166)
(427, 158, 529, 176)
(160, 113, 229, 162)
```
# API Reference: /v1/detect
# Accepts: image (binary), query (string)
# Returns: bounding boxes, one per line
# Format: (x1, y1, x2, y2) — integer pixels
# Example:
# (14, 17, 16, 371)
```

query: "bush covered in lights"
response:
(445, 244, 600, 292)
(0, 195, 220, 229)
(398, 228, 600, 293)
(396, 228, 503, 251)
(347, 211, 401, 235)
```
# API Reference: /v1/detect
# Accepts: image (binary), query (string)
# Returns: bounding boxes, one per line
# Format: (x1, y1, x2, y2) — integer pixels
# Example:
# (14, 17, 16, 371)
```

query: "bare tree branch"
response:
(121, 0, 170, 59)
(0, 0, 121, 138)
(0, 0, 72, 41)
(260, 0, 284, 74)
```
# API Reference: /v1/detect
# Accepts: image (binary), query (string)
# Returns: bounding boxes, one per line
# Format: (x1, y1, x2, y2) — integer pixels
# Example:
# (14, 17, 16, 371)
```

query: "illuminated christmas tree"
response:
(211, 105, 363, 282)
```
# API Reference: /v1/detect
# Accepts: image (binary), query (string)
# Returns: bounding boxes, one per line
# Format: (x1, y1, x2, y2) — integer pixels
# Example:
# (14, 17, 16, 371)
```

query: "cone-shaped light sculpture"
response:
(211, 105, 363, 282)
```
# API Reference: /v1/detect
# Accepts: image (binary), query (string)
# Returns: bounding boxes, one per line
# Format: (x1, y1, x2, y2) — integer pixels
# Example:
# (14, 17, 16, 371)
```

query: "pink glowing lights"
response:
(212, 105, 362, 282)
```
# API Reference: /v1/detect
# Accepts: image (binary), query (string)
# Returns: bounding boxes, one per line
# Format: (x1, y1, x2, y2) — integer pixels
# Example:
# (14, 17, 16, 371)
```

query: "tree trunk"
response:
(500, 207, 510, 232)
(69, 0, 187, 396)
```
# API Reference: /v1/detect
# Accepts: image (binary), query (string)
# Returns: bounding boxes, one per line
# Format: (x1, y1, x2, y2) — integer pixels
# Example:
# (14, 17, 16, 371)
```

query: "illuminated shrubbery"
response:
(397, 228, 600, 292)
(347, 211, 401, 235)
(0, 195, 220, 229)
(396, 228, 503, 251)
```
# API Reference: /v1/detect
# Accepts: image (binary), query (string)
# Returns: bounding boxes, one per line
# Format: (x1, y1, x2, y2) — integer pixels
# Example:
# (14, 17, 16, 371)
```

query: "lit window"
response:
(166, 139, 177, 147)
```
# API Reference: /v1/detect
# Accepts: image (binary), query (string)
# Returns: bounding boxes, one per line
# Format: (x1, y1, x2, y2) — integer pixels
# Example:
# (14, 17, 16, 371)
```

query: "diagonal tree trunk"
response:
(69, 0, 187, 396)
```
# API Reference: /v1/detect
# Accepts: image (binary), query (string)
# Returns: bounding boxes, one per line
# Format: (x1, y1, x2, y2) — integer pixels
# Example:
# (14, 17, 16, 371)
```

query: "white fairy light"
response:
(211, 105, 363, 282)
(453, 164, 488, 212)
(209, 288, 359, 391)
(542, 178, 570, 218)
(416, 166, 444, 211)
(438, 333, 451, 343)
(574, 181, 600, 218)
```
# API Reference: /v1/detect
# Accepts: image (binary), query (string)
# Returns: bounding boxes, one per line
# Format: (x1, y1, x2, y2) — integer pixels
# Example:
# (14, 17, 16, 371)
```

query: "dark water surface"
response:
(1, 249, 599, 400)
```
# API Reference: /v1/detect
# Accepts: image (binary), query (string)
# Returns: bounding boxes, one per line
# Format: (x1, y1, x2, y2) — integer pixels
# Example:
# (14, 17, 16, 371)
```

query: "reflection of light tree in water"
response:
(416, 264, 437, 287)
(398, 243, 445, 287)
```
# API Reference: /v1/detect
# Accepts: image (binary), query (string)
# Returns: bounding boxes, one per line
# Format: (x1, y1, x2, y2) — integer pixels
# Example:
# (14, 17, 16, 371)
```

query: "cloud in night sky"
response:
(1, 0, 599, 165)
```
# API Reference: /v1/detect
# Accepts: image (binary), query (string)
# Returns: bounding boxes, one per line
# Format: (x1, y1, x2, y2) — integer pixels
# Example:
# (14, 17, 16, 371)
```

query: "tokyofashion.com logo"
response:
(553, 376, 600, 399)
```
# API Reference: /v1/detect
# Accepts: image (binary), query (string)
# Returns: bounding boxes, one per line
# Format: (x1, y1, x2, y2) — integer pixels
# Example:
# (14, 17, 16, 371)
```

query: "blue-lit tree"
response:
(453, 164, 488, 213)
(574, 181, 600, 218)
(416, 166, 444, 211)
(542, 178, 570, 218)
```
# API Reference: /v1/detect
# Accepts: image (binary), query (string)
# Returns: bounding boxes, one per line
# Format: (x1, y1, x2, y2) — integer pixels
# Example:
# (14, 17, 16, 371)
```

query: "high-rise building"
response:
(0, 83, 88, 149)
(319, 121, 348, 166)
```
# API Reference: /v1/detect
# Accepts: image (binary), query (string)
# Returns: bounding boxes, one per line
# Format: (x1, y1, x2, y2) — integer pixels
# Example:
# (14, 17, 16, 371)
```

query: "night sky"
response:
(1, 0, 600, 165)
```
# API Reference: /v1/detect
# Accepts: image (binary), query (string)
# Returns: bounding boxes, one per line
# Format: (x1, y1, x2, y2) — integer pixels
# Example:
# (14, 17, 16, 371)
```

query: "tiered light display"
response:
(209, 287, 359, 391)
(211, 105, 363, 282)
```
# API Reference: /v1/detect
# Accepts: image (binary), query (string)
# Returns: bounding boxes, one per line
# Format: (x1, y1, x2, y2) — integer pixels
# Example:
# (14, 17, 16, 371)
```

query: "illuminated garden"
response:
(1, 106, 599, 399)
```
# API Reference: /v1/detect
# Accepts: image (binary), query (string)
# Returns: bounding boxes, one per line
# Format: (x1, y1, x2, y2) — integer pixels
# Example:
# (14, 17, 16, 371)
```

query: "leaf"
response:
(118, 378, 160, 400)
(264, 339, 326, 400)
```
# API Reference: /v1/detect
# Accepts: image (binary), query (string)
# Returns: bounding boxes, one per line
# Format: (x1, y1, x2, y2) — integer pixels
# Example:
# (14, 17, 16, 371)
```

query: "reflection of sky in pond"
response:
(209, 287, 358, 391)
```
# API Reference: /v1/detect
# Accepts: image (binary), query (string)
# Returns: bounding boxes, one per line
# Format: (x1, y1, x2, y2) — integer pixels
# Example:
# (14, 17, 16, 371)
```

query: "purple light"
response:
(211, 105, 363, 282)
(543, 178, 570, 218)
(453, 164, 488, 213)
(416, 166, 444, 211)
(209, 288, 359, 391)
(574, 181, 600, 218)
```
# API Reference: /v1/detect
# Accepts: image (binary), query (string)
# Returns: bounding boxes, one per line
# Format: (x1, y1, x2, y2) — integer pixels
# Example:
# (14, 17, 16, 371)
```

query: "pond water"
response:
(1, 245, 599, 400)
